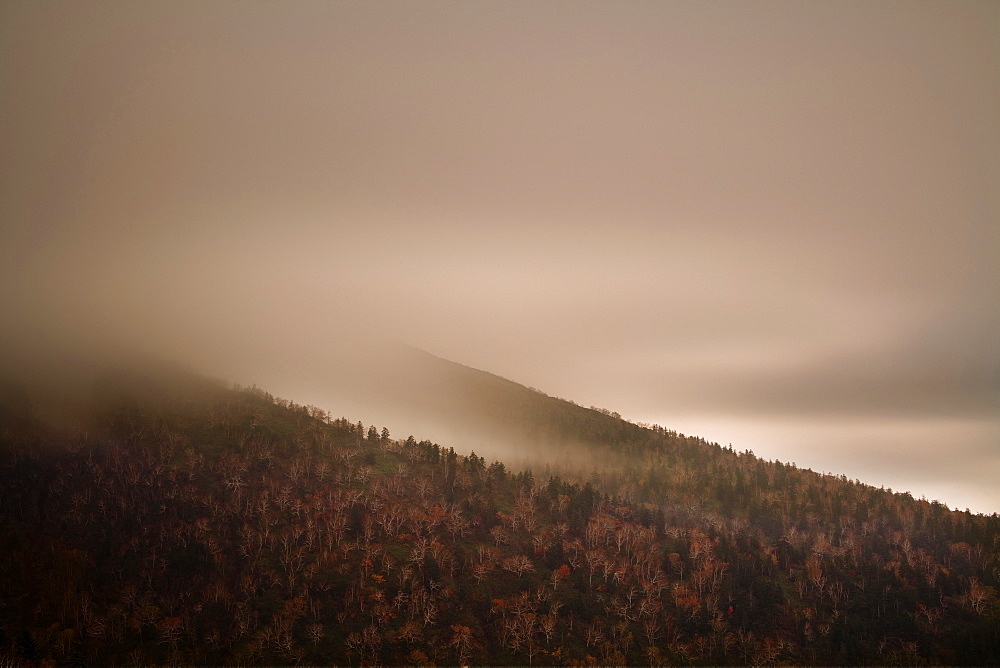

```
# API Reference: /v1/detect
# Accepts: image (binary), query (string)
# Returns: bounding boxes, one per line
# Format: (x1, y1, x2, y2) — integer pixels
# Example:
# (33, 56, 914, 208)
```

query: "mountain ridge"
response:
(0, 359, 997, 665)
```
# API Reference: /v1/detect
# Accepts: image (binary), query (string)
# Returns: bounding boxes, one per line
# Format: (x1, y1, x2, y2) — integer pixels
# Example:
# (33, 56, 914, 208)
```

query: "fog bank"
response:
(2, 0, 997, 512)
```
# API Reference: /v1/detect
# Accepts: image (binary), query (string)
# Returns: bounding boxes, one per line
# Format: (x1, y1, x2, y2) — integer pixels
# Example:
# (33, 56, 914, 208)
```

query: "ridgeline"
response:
(0, 363, 997, 665)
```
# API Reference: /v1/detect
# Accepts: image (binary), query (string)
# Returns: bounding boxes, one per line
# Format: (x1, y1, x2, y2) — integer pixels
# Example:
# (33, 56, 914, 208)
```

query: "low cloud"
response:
(2, 0, 997, 512)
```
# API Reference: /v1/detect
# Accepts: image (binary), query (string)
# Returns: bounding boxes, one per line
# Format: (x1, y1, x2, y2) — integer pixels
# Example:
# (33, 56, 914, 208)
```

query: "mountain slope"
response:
(291, 343, 649, 463)
(0, 365, 997, 665)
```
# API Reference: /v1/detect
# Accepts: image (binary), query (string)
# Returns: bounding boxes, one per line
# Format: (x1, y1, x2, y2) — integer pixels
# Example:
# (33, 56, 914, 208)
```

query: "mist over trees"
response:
(1, 365, 997, 665)
(3, 4, 997, 663)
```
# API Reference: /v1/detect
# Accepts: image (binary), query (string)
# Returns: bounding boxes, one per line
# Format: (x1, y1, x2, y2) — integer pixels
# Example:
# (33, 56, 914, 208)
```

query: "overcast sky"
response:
(2, 1, 998, 512)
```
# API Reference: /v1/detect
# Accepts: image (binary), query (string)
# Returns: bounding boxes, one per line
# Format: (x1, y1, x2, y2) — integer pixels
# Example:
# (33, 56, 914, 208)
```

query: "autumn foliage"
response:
(0, 374, 997, 665)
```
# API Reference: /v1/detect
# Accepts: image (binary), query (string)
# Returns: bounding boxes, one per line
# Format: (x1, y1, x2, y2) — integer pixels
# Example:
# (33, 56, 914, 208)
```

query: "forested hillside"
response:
(0, 369, 997, 665)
